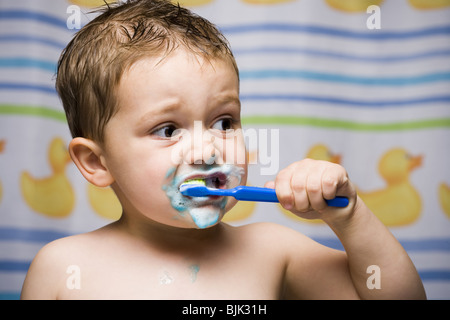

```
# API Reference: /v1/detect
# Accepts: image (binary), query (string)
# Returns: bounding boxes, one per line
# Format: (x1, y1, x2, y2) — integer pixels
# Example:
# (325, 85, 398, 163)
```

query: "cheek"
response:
(107, 146, 174, 204)
(219, 134, 248, 187)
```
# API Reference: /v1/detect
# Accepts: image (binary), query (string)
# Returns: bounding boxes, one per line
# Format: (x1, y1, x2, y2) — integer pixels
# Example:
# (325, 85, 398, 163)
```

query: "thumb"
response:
(264, 180, 275, 189)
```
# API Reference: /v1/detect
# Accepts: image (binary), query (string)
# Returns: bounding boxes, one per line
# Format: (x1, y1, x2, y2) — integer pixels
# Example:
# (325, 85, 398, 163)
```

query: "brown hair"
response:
(56, 0, 238, 143)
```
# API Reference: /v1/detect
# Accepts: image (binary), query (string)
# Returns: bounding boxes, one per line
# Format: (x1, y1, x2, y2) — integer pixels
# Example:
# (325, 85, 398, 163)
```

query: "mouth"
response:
(163, 165, 245, 228)
(181, 172, 228, 190)
(178, 172, 229, 203)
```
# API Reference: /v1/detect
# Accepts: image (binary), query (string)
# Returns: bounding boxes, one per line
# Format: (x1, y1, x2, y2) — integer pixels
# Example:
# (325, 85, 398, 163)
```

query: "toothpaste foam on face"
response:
(190, 207, 221, 229)
(163, 165, 244, 229)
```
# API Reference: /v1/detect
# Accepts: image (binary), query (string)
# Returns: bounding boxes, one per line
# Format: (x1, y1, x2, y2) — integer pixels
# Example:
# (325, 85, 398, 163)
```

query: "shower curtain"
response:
(0, 0, 449, 299)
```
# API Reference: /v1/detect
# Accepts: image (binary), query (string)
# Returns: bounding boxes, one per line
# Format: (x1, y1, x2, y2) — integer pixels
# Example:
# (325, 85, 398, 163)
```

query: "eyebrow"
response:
(213, 93, 241, 110)
(137, 102, 181, 126)
(137, 93, 241, 126)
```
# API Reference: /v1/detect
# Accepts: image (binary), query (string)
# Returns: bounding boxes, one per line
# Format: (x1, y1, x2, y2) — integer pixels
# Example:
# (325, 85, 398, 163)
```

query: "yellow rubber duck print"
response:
(326, 0, 384, 12)
(305, 143, 341, 163)
(88, 184, 122, 220)
(21, 137, 75, 218)
(439, 183, 450, 218)
(279, 144, 341, 224)
(69, 0, 116, 7)
(241, 0, 295, 4)
(0, 140, 5, 204)
(171, 0, 214, 6)
(409, 0, 450, 10)
(358, 148, 423, 227)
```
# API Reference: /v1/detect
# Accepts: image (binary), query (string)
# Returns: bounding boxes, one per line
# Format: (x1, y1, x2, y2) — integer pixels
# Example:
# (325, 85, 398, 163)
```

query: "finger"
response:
(327, 164, 351, 196)
(305, 166, 328, 212)
(335, 169, 356, 201)
(264, 180, 275, 189)
(321, 165, 340, 200)
(290, 167, 310, 212)
(275, 167, 295, 210)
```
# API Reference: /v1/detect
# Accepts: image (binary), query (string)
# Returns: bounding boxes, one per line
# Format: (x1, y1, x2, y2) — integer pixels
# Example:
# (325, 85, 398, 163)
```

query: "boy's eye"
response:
(211, 118, 233, 132)
(152, 125, 178, 138)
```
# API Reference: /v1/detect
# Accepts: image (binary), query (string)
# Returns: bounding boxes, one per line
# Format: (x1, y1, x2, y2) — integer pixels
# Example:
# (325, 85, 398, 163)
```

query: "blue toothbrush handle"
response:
(324, 197, 349, 208)
(233, 186, 279, 202)
(233, 186, 349, 208)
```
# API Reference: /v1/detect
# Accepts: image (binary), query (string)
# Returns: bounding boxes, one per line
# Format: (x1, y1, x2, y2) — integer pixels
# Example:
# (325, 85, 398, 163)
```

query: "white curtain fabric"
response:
(0, 0, 449, 299)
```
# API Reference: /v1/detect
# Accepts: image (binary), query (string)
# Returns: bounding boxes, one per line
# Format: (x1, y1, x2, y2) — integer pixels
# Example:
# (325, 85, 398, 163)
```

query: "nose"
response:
(172, 121, 222, 166)
(184, 130, 221, 165)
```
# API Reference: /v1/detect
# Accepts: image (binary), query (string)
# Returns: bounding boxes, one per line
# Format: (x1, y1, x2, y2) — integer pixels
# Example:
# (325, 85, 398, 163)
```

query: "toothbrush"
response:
(179, 181, 349, 207)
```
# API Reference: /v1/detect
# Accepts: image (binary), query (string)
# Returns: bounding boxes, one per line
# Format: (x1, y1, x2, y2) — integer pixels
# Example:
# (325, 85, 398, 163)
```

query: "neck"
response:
(112, 212, 227, 252)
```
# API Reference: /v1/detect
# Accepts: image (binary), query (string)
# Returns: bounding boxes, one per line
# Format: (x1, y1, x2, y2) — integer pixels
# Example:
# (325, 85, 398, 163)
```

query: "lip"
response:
(192, 197, 225, 206)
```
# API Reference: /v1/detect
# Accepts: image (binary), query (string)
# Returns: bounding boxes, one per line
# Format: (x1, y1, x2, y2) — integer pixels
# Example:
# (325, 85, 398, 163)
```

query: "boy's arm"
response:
(272, 159, 426, 300)
(327, 197, 425, 299)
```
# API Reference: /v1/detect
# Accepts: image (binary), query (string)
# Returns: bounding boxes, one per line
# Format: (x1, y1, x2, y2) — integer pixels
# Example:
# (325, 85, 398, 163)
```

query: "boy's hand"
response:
(266, 159, 426, 300)
(265, 159, 358, 224)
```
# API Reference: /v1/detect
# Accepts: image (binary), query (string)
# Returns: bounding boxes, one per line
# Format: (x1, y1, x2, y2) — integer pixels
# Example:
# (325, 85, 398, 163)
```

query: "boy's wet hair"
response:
(56, 0, 237, 143)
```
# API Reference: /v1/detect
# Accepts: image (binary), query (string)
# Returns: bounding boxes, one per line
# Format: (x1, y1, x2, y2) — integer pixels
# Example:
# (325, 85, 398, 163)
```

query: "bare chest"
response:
(58, 250, 283, 299)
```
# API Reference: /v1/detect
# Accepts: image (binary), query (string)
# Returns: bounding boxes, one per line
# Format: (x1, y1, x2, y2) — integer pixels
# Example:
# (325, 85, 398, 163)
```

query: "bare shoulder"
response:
(230, 222, 352, 299)
(241, 223, 353, 299)
(227, 221, 319, 254)
(230, 222, 312, 242)
(20, 229, 105, 300)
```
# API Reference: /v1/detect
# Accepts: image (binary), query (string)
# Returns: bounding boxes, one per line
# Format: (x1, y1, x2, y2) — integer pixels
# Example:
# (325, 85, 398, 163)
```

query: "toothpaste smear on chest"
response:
(163, 164, 244, 229)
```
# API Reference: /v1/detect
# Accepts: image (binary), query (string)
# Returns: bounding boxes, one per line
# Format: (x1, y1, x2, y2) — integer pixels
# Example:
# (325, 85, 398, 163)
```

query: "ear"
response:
(69, 137, 114, 187)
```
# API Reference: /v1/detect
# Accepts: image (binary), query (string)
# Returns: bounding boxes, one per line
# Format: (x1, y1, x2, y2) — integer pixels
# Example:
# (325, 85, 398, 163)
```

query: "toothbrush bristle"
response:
(179, 179, 206, 195)
(182, 178, 206, 186)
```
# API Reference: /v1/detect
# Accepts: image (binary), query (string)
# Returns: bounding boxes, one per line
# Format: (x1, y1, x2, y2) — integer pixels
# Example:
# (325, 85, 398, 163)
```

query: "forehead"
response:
(121, 49, 237, 94)
(112, 48, 240, 118)
(123, 48, 237, 82)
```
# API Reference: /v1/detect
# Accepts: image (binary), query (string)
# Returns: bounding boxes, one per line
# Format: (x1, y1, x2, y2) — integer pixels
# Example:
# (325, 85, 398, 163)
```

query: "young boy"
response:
(21, 0, 425, 299)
